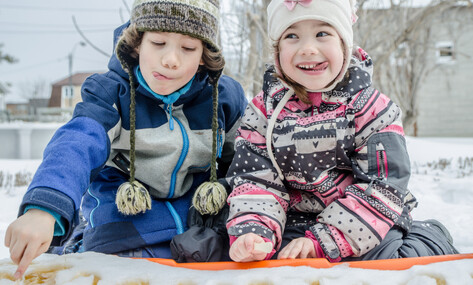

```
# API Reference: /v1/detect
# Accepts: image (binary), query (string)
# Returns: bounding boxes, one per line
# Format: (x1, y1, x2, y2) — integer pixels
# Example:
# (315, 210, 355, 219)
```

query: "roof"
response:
(51, 72, 98, 87)
(49, 72, 102, 107)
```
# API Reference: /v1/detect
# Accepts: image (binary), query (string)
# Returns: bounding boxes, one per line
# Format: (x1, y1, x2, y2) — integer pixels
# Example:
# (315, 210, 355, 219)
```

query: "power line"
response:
(75, 56, 109, 64)
(0, 21, 118, 28)
(0, 28, 113, 34)
(0, 57, 67, 75)
(0, 4, 120, 13)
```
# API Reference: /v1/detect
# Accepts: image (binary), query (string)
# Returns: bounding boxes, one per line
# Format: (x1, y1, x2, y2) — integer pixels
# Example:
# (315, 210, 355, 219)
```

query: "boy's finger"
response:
(36, 242, 50, 259)
(9, 238, 26, 264)
(15, 242, 40, 280)
(4, 226, 11, 247)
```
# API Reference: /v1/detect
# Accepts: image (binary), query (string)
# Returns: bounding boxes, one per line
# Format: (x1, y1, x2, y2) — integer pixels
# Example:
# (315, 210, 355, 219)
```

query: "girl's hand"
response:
(4, 209, 56, 280)
(229, 233, 269, 262)
(277, 237, 317, 259)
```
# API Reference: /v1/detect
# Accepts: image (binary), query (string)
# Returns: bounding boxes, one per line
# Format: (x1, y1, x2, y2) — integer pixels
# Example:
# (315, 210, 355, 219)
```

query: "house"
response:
(29, 98, 50, 115)
(415, 5, 473, 137)
(354, 3, 473, 137)
(5, 99, 29, 116)
(48, 72, 96, 109)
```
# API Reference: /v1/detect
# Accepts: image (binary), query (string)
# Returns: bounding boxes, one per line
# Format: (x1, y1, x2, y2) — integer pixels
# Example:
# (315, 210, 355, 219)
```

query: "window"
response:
(436, 41, 455, 64)
(61, 85, 74, 108)
(61, 85, 74, 99)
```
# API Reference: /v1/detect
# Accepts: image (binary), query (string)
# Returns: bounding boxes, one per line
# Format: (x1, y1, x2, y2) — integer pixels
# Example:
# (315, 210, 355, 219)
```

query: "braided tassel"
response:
(116, 180, 152, 215)
(116, 68, 152, 215)
(192, 76, 227, 215)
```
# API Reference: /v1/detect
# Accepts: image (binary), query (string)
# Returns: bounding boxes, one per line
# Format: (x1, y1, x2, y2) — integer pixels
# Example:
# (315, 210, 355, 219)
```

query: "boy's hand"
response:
(4, 209, 56, 280)
(277, 237, 317, 259)
(229, 233, 270, 262)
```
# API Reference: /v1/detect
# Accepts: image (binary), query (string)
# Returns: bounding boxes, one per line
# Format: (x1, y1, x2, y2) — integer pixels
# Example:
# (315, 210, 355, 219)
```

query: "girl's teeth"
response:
(299, 64, 318, 69)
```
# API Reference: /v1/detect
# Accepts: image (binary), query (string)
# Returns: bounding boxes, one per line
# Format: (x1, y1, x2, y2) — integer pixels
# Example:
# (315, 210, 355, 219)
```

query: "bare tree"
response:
(222, 0, 271, 97)
(355, 0, 473, 135)
(19, 79, 49, 100)
(0, 44, 18, 96)
(18, 79, 50, 117)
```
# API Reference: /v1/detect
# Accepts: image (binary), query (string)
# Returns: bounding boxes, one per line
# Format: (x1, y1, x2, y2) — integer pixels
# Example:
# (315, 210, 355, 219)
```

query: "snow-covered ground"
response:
(0, 137, 472, 284)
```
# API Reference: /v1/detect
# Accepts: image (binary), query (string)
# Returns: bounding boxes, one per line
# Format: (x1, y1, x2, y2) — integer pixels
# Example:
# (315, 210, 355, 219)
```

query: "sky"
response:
(0, 0, 135, 102)
(0, 136, 472, 283)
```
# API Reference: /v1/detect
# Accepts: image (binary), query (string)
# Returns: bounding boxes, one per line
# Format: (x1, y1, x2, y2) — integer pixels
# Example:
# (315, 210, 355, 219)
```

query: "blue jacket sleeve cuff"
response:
(19, 187, 77, 246)
(24, 205, 66, 236)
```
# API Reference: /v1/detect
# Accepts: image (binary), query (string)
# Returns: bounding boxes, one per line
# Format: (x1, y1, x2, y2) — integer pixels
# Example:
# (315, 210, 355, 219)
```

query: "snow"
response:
(0, 137, 472, 284)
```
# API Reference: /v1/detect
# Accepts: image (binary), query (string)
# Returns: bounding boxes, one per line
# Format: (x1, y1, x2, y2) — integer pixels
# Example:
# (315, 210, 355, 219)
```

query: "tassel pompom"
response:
(116, 181, 152, 215)
(192, 181, 227, 215)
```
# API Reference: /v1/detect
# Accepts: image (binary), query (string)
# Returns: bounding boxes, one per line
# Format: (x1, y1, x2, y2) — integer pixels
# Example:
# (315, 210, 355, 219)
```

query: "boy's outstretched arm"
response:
(4, 209, 55, 280)
(229, 233, 268, 262)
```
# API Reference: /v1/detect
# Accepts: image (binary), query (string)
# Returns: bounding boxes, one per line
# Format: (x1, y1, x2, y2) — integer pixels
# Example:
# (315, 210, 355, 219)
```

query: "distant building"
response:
(5, 97, 29, 115)
(48, 72, 96, 109)
(29, 98, 50, 115)
(358, 4, 473, 137)
(415, 6, 473, 137)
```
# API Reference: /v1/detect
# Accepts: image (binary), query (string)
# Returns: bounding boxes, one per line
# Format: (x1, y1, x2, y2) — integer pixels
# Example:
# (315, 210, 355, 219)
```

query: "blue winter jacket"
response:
(19, 23, 247, 255)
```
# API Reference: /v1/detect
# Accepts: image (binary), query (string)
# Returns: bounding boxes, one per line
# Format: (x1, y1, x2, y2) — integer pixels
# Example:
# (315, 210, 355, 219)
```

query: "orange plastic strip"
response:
(142, 253, 473, 271)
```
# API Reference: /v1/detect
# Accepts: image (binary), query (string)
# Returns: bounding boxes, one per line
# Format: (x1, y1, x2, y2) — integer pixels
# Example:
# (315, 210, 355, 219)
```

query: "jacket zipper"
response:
(376, 142, 387, 179)
(366, 143, 387, 196)
(164, 104, 188, 234)
(378, 150, 386, 178)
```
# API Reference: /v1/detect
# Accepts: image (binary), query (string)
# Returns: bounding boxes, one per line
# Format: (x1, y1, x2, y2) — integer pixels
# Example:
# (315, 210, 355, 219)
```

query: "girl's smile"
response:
(297, 61, 329, 74)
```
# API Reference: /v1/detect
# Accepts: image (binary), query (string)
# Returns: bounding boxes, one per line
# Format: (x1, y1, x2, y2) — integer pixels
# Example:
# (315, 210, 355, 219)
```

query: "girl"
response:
(5, 0, 247, 279)
(226, 0, 458, 262)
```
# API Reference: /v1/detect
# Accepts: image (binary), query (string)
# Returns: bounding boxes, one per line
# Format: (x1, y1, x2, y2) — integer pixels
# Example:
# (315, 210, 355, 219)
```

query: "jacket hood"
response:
(108, 22, 131, 80)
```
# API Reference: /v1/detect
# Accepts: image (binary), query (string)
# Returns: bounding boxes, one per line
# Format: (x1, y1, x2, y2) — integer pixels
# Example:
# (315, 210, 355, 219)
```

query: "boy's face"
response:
(137, 31, 204, 95)
(278, 19, 344, 91)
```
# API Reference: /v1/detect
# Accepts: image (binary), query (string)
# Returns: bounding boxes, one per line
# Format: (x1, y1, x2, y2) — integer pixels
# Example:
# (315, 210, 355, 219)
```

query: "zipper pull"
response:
(165, 104, 174, 130)
(365, 179, 375, 196)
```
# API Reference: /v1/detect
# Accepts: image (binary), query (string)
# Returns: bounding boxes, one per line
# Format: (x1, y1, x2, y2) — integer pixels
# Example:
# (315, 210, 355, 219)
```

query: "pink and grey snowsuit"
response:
(226, 48, 457, 261)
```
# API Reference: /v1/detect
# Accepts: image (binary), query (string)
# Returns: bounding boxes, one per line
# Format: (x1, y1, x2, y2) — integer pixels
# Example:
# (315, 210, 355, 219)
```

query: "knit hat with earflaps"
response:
(115, 0, 227, 216)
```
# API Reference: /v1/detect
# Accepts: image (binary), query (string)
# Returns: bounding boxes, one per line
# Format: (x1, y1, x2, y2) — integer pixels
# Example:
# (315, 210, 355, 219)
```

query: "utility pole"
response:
(68, 41, 86, 108)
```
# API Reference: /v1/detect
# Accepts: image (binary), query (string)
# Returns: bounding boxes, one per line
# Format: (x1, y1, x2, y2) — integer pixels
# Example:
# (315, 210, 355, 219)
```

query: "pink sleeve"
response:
(305, 230, 325, 259)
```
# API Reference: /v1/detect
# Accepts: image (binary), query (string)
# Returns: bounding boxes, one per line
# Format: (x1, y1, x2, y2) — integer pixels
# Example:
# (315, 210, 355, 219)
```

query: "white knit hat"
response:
(267, 0, 358, 91)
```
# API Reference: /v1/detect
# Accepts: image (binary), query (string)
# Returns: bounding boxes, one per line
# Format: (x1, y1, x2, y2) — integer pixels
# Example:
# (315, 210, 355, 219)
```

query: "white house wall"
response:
(416, 8, 473, 137)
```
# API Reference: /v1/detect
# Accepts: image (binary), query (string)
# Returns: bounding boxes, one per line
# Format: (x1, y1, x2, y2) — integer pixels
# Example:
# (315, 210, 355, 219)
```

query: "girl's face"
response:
(278, 20, 344, 91)
(137, 31, 204, 95)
